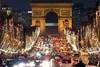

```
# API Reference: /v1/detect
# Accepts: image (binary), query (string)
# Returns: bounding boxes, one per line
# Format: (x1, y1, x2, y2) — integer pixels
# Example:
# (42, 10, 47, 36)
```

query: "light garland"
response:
(24, 27, 40, 52)
(79, 9, 100, 51)
(64, 29, 78, 51)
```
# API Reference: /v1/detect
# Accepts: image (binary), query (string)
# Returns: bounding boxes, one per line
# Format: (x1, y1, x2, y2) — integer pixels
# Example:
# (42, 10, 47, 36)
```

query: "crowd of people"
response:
(89, 53, 100, 66)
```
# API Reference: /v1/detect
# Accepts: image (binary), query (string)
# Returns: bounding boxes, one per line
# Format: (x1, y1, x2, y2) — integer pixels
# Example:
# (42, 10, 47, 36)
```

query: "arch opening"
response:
(46, 12, 58, 23)
(45, 11, 58, 34)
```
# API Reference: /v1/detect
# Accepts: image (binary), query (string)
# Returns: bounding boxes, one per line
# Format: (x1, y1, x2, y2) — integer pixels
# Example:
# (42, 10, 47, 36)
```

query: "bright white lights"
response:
(28, 11, 32, 13)
(40, 60, 50, 67)
(13, 65, 18, 67)
(18, 62, 25, 67)
(36, 52, 42, 57)
(26, 61, 35, 67)
(13, 61, 36, 67)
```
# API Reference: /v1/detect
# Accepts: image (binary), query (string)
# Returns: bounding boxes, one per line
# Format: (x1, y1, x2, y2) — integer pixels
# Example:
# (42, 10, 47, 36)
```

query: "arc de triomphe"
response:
(31, 2, 72, 33)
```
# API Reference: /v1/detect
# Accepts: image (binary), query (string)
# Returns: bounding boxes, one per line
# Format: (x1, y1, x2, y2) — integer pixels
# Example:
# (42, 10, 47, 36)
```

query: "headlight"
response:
(26, 61, 35, 67)
(17, 62, 25, 67)
(13, 65, 18, 67)
(40, 60, 50, 67)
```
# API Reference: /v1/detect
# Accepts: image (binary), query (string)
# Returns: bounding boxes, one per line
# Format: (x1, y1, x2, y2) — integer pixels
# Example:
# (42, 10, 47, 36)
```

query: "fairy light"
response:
(79, 9, 100, 52)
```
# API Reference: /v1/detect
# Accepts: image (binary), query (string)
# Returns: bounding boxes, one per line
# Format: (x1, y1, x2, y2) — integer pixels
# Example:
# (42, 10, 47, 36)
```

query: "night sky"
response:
(4, 0, 96, 11)
(5, 0, 31, 10)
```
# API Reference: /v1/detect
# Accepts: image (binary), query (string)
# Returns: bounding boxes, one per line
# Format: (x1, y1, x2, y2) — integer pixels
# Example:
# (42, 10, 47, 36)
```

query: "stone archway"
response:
(45, 11, 58, 33)
(31, 3, 72, 33)
(46, 12, 58, 23)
